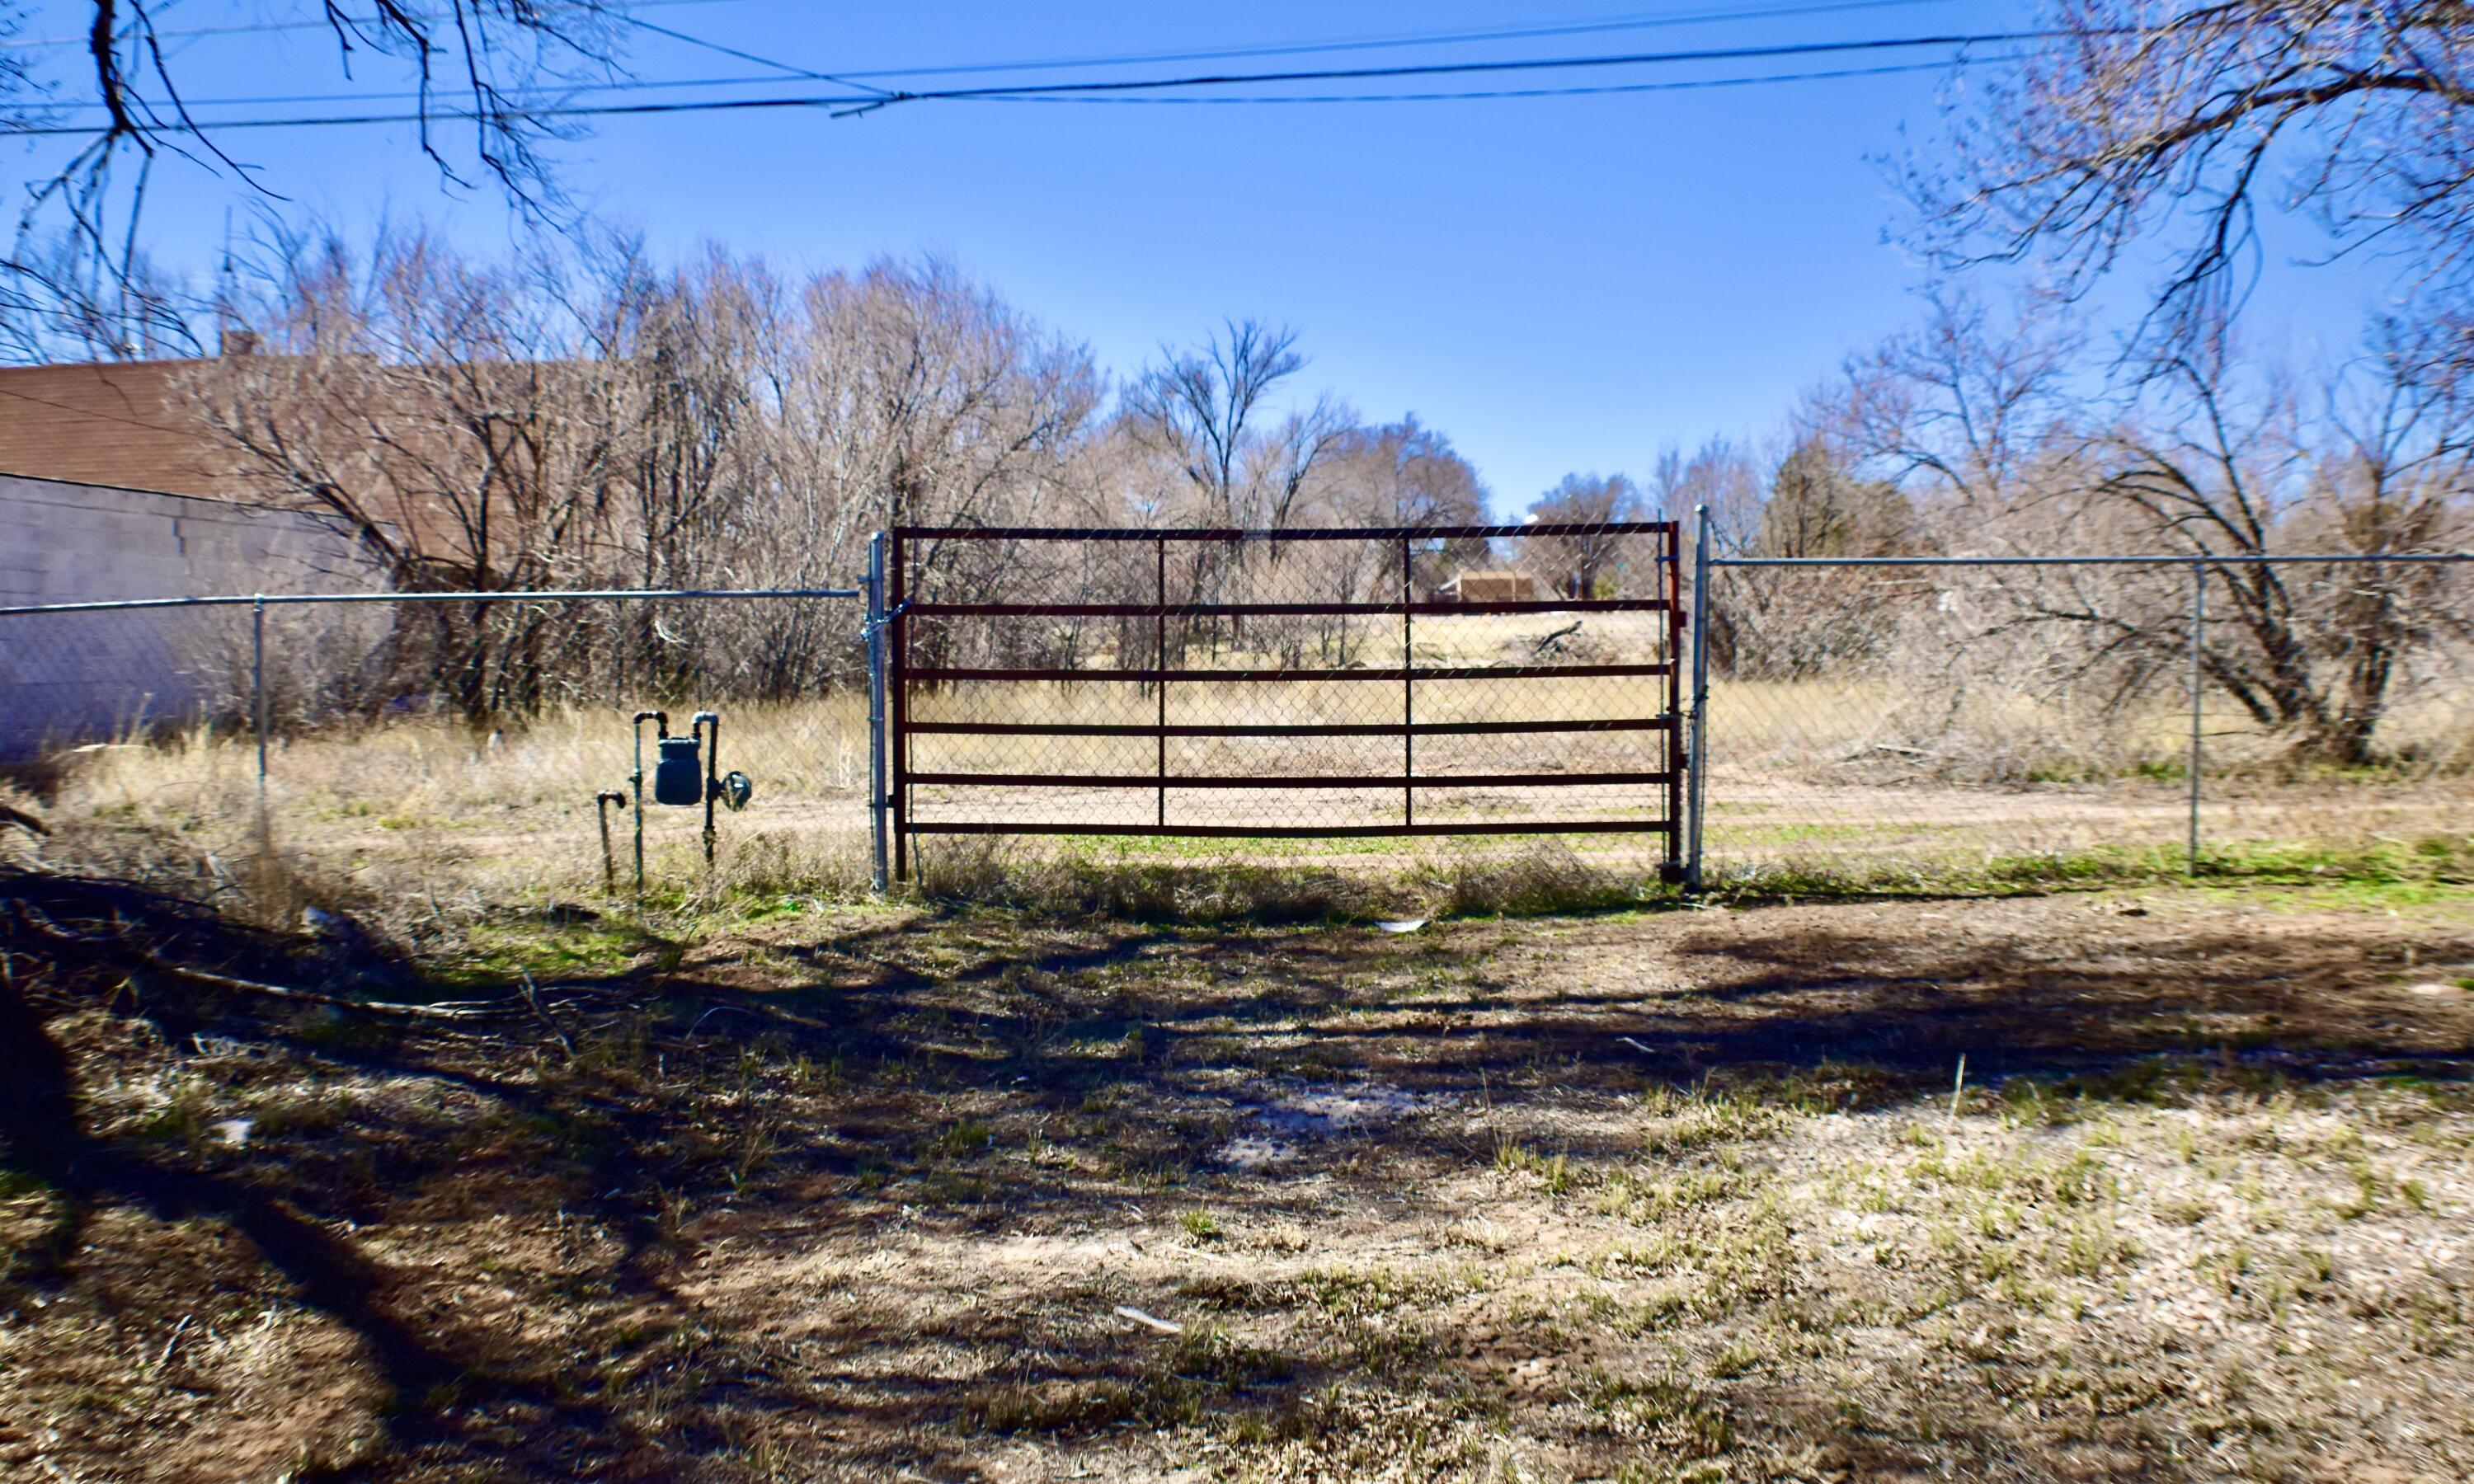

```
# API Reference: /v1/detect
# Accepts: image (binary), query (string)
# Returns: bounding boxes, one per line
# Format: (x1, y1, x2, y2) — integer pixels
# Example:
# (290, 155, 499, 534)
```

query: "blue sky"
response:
(8, 1, 2386, 514)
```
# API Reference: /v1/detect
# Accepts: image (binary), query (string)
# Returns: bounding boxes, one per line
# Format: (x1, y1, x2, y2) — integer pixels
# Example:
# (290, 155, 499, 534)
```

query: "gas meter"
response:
(596, 708, 754, 895)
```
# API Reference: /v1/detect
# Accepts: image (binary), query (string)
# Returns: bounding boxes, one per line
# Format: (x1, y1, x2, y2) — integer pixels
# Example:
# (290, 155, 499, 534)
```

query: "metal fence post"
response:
(2187, 561, 2204, 876)
(1686, 506, 1712, 890)
(865, 532, 890, 895)
(252, 593, 270, 851)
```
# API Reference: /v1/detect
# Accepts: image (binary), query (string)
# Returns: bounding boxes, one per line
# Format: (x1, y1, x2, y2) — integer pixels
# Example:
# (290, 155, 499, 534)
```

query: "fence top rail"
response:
(910, 598, 1672, 618)
(1710, 552, 2474, 569)
(0, 585, 863, 618)
(893, 522, 1679, 542)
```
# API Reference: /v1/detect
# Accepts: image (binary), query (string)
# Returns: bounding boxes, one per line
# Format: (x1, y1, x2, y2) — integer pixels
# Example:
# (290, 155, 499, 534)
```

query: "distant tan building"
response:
(1434, 569, 1543, 603)
(0, 359, 247, 500)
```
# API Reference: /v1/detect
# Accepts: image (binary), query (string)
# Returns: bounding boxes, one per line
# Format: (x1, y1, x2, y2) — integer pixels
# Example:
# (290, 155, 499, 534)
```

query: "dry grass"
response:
(6, 650, 2470, 928)
(26, 698, 876, 913)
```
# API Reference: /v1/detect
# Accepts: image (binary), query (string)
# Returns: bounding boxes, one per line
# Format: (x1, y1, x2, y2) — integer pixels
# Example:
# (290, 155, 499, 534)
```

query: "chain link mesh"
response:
(893, 525, 1682, 875)
(1700, 559, 2474, 881)
(12, 549, 2467, 899)
(2, 595, 872, 904)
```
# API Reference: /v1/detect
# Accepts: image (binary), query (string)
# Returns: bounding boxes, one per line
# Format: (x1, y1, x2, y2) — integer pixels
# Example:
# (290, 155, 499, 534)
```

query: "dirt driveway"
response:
(7, 879, 2474, 1482)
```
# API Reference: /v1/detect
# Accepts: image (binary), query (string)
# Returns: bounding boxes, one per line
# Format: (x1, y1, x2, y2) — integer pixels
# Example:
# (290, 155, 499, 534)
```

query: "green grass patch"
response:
(431, 918, 650, 989)
(1703, 832, 2474, 906)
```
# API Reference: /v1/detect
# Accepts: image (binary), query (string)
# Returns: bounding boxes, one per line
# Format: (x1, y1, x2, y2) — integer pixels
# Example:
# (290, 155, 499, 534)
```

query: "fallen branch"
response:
(10, 904, 520, 1022)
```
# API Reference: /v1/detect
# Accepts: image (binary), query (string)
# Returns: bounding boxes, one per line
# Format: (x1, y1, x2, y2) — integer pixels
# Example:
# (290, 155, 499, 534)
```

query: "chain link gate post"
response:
(1686, 506, 1712, 891)
(865, 531, 891, 895)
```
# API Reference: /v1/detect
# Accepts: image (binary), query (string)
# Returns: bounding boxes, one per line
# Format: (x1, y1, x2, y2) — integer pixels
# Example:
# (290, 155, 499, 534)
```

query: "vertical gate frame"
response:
(864, 532, 890, 894)
(1401, 533, 1415, 829)
(884, 523, 1687, 881)
(1685, 507, 1712, 891)
(890, 527, 910, 884)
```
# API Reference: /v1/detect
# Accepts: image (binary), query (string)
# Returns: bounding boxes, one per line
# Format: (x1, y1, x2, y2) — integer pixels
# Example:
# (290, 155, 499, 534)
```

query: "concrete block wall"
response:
(0, 473, 381, 761)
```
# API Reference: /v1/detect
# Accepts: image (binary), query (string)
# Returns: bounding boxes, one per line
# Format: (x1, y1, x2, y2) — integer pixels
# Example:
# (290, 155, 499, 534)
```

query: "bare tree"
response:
(1122, 318, 1348, 654)
(1124, 318, 1310, 530)
(1526, 472, 1647, 599)
(1843, 289, 2085, 516)
(1910, 0, 2474, 366)
(2, 1, 629, 359)
(188, 225, 637, 721)
(1757, 438, 1921, 559)
(1320, 415, 1489, 529)
(1856, 303, 2473, 763)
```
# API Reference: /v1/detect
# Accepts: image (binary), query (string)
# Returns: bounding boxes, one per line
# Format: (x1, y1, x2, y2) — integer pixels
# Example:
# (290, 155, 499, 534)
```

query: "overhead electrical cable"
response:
(609, 9, 893, 97)
(0, 29, 2063, 136)
(962, 54, 2026, 105)
(0, 0, 749, 51)
(12, 0, 2004, 115)
(800, 0, 1994, 82)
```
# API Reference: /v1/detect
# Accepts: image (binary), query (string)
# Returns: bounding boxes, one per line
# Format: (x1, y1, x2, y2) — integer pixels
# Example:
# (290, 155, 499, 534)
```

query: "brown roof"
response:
(0, 359, 246, 500)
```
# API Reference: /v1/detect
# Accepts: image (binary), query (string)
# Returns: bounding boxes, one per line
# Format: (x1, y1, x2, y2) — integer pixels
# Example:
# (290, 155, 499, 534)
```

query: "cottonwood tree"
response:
(1526, 472, 1648, 599)
(1123, 318, 1351, 655)
(2067, 336, 2473, 762)
(1695, 412, 1931, 677)
(190, 226, 639, 721)
(766, 256, 1101, 674)
(1912, 0, 2474, 369)
(1261, 415, 1491, 660)
(1852, 298, 2473, 762)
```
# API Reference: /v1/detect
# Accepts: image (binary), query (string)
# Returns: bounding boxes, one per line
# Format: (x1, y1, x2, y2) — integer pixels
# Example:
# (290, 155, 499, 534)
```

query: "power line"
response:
(872, 31, 2065, 101)
(964, 54, 2025, 106)
(0, 0, 749, 52)
(807, 0, 1993, 82)
(609, 9, 891, 97)
(0, 30, 2058, 136)
(16, 0, 1993, 117)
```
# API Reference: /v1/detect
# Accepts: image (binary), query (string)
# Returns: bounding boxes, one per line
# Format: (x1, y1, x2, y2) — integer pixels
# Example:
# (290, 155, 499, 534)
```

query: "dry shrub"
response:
(911, 837, 1384, 924)
(1432, 839, 1663, 918)
(909, 835, 1674, 925)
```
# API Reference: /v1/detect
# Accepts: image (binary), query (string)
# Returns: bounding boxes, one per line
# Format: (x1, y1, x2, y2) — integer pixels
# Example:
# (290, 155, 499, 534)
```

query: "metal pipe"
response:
(1401, 534, 1414, 829)
(694, 711, 720, 871)
(890, 532, 910, 883)
(631, 710, 666, 896)
(1707, 553, 2474, 570)
(0, 585, 862, 618)
(2188, 562, 2204, 876)
(866, 532, 890, 895)
(0, 556, 2463, 620)
(1686, 508, 1712, 891)
(1156, 535, 1168, 829)
(889, 521, 1682, 542)
(252, 594, 269, 851)
(595, 791, 628, 895)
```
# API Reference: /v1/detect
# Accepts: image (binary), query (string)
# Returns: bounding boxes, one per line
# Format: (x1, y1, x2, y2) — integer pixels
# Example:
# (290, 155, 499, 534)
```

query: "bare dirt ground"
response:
(7, 874, 2474, 1482)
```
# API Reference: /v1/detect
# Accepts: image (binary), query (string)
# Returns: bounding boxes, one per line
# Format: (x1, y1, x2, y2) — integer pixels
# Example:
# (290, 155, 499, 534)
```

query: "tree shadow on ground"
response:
(7, 869, 2472, 1480)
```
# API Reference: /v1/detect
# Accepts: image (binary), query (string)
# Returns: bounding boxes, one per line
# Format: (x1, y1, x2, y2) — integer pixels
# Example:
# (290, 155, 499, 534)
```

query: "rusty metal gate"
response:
(884, 522, 1683, 881)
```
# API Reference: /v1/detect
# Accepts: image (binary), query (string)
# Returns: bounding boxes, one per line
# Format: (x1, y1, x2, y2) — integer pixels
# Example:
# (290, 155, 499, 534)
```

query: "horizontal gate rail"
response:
(913, 599, 1670, 618)
(886, 521, 1686, 880)
(896, 522, 1668, 542)
(910, 821, 1677, 838)
(908, 662, 1674, 683)
(906, 770, 1677, 789)
(905, 716, 1675, 739)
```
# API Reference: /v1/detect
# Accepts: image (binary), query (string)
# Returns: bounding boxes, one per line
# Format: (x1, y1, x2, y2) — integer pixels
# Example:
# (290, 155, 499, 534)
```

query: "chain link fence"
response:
(6, 534, 2472, 906)
(0, 589, 872, 909)
(1692, 549, 2474, 883)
